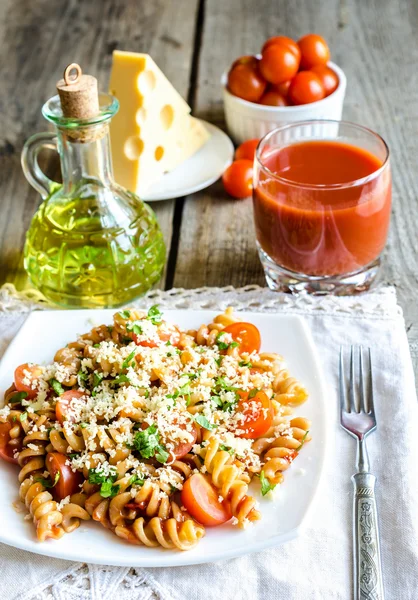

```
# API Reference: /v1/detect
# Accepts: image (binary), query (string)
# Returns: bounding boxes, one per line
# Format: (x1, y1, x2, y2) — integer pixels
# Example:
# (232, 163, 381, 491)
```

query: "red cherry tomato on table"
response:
(288, 71, 325, 105)
(55, 390, 85, 425)
(261, 36, 301, 61)
(298, 34, 330, 70)
(14, 363, 43, 399)
(0, 422, 19, 464)
(235, 139, 259, 162)
(46, 452, 83, 500)
(223, 322, 261, 354)
(311, 65, 339, 96)
(222, 160, 253, 199)
(235, 390, 273, 439)
(227, 56, 266, 103)
(259, 90, 288, 106)
(260, 43, 300, 84)
(181, 473, 232, 526)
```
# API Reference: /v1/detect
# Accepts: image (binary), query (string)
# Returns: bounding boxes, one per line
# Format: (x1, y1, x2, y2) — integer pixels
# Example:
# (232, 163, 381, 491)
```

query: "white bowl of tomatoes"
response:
(222, 34, 347, 144)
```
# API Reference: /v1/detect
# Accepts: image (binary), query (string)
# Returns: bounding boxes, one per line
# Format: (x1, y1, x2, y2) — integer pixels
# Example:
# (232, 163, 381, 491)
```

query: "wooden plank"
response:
(0, 0, 199, 290)
(174, 0, 418, 358)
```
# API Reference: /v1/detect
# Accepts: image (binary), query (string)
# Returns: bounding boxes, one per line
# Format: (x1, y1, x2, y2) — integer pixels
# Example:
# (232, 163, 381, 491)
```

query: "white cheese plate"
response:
(143, 120, 234, 201)
(0, 309, 327, 567)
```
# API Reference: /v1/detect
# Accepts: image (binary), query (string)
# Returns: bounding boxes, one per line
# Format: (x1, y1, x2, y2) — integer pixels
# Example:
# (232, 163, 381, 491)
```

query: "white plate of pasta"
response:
(0, 307, 327, 567)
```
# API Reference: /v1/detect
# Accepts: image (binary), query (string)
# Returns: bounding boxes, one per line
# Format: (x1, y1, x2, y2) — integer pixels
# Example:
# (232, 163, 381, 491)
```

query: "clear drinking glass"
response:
(252, 120, 392, 294)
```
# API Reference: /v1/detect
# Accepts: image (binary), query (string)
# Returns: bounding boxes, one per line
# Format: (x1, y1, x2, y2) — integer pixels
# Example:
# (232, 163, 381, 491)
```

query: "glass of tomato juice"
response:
(253, 120, 391, 294)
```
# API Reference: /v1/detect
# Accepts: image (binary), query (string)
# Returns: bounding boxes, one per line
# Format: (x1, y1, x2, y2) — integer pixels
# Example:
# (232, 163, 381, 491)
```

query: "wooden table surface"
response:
(1, 0, 417, 372)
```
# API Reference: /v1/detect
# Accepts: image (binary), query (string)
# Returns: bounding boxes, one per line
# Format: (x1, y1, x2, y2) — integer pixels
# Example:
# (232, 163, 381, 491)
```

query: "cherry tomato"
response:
(46, 452, 83, 500)
(288, 71, 325, 105)
(133, 323, 181, 348)
(311, 65, 339, 96)
(14, 363, 43, 399)
(227, 56, 266, 102)
(0, 422, 18, 464)
(236, 390, 273, 439)
(55, 390, 85, 425)
(271, 80, 292, 98)
(223, 322, 261, 354)
(259, 43, 300, 84)
(169, 422, 198, 460)
(222, 160, 253, 199)
(261, 36, 301, 62)
(259, 90, 288, 106)
(235, 139, 259, 162)
(181, 473, 232, 526)
(298, 34, 330, 70)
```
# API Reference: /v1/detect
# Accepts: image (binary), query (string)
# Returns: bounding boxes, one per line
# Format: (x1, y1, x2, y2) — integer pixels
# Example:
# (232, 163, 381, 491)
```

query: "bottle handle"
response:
(21, 132, 59, 200)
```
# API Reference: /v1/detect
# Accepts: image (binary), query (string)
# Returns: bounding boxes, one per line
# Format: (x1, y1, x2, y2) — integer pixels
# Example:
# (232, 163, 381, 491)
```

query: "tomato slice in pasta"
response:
(46, 452, 83, 500)
(235, 390, 273, 439)
(169, 422, 198, 460)
(14, 363, 43, 399)
(223, 322, 261, 354)
(0, 422, 19, 464)
(55, 390, 85, 424)
(181, 473, 232, 526)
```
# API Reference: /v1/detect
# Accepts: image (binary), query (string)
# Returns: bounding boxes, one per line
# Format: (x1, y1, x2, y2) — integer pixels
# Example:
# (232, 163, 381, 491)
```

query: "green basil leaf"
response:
(9, 391, 28, 404)
(49, 378, 64, 396)
(260, 470, 276, 496)
(194, 414, 216, 430)
(119, 310, 131, 319)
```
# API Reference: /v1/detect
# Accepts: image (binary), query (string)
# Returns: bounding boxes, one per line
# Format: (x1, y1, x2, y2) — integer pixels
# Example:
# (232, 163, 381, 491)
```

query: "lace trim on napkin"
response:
(17, 564, 180, 600)
(0, 282, 402, 320)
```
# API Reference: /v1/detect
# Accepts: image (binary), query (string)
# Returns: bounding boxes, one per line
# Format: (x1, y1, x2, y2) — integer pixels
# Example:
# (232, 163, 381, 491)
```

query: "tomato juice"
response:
(253, 139, 391, 277)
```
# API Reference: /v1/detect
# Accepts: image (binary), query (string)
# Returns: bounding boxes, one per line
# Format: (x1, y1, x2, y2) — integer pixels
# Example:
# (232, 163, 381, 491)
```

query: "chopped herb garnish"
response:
(239, 360, 252, 368)
(11, 415, 17, 422)
(215, 356, 223, 367)
(100, 481, 120, 498)
(194, 414, 217, 430)
(9, 391, 28, 404)
(248, 388, 260, 399)
(119, 310, 131, 319)
(122, 351, 136, 371)
(128, 474, 145, 487)
(166, 352, 172, 357)
(77, 370, 88, 387)
(219, 444, 234, 455)
(130, 424, 169, 463)
(35, 472, 60, 489)
(260, 470, 277, 496)
(88, 468, 120, 498)
(49, 378, 64, 396)
(19, 412, 28, 422)
(127, 322, 143, 336)
(216, 332, 239, 351)
(113, 374, 131, 385)
(93, 343, 100, 348)
(296, 430, 310, 452)
(80, 422, 88, 429)
(147, 304, 163, 325)
(68, 453, 79, 459)
(182, 373, 198, 380)
(91, 372, 104, 396)
(165, 340, 172, 346)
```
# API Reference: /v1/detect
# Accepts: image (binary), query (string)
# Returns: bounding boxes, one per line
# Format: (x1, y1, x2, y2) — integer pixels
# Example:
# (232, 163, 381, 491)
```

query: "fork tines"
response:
(339, 345, 374, 415)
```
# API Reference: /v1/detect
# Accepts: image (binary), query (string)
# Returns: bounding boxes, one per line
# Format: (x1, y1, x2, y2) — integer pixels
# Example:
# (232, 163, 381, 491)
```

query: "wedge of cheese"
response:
(109, 51, 210, 196)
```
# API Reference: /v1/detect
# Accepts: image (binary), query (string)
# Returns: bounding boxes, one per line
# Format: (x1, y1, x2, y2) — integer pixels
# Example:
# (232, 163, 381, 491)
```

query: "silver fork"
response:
(339, 346, 384, 600)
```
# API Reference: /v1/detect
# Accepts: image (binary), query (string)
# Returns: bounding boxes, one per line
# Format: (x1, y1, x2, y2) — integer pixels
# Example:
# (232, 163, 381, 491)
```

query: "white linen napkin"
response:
(0, 284, 416, 600)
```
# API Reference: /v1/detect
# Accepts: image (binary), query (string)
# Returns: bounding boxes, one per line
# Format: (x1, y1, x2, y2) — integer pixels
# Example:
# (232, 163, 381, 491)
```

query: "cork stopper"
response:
(56, 64, 103, 142)
(56, 64, 99, 119)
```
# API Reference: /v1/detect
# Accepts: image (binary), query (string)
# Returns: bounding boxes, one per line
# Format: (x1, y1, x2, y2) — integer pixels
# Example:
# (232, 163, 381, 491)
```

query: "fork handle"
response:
(352, 472, 384, 599)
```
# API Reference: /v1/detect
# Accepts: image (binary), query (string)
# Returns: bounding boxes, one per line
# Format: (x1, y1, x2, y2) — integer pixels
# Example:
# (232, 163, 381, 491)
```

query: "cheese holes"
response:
(136, 107, 147, 126)
(124, 136, 144, 160)
(160, 104, 174, 130)
(137, 70, 157, 95)
(155, 146, 164, 161)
